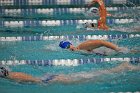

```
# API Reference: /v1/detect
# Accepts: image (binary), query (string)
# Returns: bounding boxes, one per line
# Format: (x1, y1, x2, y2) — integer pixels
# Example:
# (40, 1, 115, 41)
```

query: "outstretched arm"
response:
(109, 62, 140, 73)
(100, 40, 120, 51)
(53, 62, 140, 84)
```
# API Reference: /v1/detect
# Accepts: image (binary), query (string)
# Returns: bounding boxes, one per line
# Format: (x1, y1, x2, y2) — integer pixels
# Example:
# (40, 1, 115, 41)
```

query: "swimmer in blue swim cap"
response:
(59, 40, 121, 52)
(59, 40, 139, 55)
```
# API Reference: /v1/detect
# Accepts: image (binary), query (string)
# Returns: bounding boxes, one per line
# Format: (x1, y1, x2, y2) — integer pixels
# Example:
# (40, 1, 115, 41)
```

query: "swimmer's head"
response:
(59, 41, 77, 51)
(0, 66, 9, 77)
(84, 22, 96, 28)
(88, 7, 99, 15)
(59, 41, 72, 49)
(91, 8, 98, 13)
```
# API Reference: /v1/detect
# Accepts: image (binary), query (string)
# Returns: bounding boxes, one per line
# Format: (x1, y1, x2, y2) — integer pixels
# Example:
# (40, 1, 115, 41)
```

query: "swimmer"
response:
(86, 7, 99, 17)
(77, 22, 99, 30)
(83, 22, 104, 31)
(0, 66, 69, 84)
(88, 0, 112, 30)
(0, 61, 139, 84)
(59, 40, 121, 54)
(76, 22, 96, 30)
(59, 40, 139, 56)
(84, 22, 96, 29)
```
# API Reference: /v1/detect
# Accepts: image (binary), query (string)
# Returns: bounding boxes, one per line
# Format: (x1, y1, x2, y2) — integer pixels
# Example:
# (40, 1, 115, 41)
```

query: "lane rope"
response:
(0, 34, 139, 41)
(0, 57, 139, 66)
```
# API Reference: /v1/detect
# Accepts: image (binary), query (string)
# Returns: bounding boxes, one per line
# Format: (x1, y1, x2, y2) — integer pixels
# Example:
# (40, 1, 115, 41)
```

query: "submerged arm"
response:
(53, 62, 140, 84)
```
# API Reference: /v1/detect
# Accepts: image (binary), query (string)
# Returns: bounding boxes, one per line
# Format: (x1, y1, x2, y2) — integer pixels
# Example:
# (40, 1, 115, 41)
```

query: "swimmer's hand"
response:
(116, 47, 130, 54)
(107, 13, 112, 17)
(88, 0, 96, 7)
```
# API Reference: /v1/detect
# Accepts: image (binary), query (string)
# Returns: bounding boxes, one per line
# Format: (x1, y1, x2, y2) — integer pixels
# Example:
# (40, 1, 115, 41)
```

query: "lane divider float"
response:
(0, 34, 140, 41)
(0, 57, 139, 66)
(0, 19, 135, 27)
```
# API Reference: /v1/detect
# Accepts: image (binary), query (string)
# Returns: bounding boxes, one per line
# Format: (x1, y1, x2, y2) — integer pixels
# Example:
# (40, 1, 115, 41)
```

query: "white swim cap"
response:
(86, 7, 99, 17)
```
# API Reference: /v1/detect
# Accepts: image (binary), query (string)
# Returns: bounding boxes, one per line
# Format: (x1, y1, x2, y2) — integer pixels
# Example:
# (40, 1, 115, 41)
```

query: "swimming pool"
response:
(0, 0, 140, 93)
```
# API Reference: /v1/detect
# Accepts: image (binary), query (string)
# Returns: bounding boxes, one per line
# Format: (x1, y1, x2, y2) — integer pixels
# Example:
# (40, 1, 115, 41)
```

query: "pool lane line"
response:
(0, 0, 138, 6)
(0, 57, 139, 66)
(0, 7, 139, 15)
(0, 19, 135, 27)
(0, 34, 139, 41)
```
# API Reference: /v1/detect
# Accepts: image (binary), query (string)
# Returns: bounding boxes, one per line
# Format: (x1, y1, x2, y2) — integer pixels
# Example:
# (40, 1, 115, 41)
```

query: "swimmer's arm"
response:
(52, 74, 91, 84)
(88, 0, 97, 7)
(51, 75, 77, 84)
(51, 62, 140, 84)
(108, 62, 140, 73)
(130, 49, 140, 53)
(53, 70, 116, 84)
(100, 40, 119, 51)
(107, 12, 112, 16)
(8, 72, 41, 83)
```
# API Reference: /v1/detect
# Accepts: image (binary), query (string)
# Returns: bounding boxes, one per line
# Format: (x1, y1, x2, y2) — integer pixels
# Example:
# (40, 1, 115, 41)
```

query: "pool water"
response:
(0, 1, 140, 93)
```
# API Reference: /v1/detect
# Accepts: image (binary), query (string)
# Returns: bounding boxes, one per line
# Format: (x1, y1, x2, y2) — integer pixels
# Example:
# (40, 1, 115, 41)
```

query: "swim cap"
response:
(90, 7, 98, 13)
(86, 7, 99, 17)
(0, 66, 9, 77)
(59, 41, 72, 49)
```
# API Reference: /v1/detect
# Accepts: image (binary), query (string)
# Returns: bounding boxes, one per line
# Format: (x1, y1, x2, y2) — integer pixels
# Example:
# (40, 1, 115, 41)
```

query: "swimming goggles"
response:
(66, 44, 71, 49)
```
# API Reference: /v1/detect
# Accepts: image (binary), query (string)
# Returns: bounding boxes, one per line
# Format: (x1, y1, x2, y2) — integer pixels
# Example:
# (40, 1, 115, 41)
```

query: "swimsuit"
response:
(41, 74, 58, 83)
(97, 20, 102, 27)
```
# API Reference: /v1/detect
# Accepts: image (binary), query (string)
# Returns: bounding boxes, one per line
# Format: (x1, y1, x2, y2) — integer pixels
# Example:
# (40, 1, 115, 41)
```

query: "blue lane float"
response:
(0, 19, 135, 27)
(0, 34, 140, 41)
(0, 57, 139, 66)
(0, 0, 139, 6)
(0, 7, 139, 16)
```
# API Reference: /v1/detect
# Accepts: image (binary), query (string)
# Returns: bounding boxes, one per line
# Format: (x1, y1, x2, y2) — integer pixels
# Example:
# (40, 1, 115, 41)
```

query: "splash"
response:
(43, 43, 60, 51)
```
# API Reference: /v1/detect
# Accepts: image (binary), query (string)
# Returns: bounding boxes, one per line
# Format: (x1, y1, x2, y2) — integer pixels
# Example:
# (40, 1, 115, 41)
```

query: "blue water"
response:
(0, 3, 140, 93)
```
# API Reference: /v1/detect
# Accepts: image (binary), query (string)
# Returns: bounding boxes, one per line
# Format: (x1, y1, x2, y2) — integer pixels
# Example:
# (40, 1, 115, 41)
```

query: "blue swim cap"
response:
(59, 41, 72, 49)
